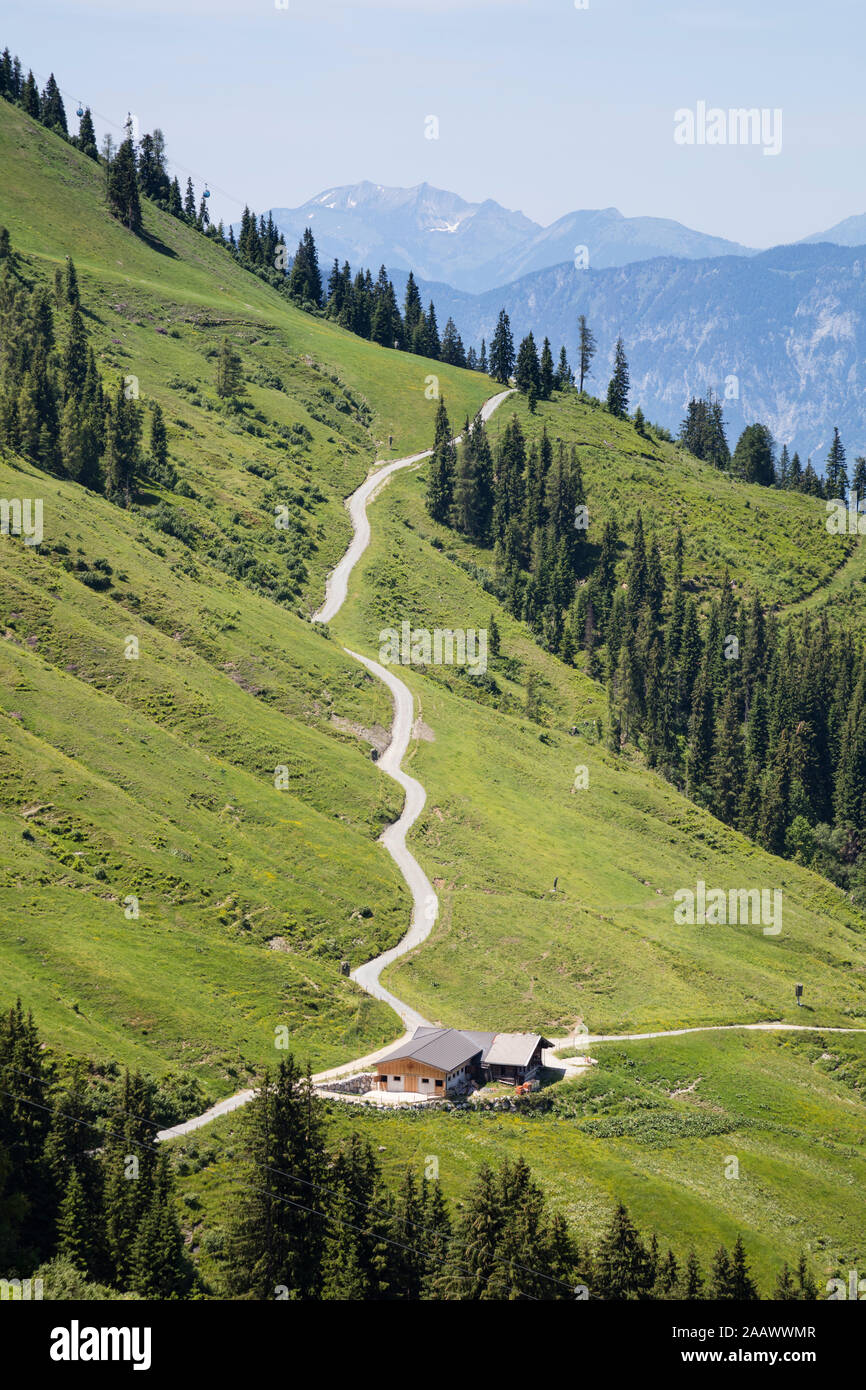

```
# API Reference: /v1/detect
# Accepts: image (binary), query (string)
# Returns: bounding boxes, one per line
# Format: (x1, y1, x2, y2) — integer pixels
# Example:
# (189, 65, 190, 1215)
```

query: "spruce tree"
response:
(594, 1202, 653, 1299)
(515, 332, 541, 397)
(489, 309, 515, 384)
(824, 426, 848, 496)
(539, 337, 555, 399)
(216, 336, 245, 399)
(577, 314, 596, 393)
(227, 1058, 326, 1300)
(606, 336, 630, 417)
(107, 139, 142, 232)
(426, 398, 457, 524)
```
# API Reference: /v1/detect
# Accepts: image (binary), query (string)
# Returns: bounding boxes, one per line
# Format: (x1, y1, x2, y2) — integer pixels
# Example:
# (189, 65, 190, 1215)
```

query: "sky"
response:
(4, 0, 864, 247)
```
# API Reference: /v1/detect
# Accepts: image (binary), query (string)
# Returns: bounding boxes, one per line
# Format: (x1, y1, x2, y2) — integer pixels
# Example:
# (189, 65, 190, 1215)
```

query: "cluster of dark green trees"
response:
(0, 234, 170, 505)
(0, 51, 74, 141)
(426, 403, 588, 655)
(0, 1010, 823, 1302)
(426, 395, 866, 889)
(681, 396, 859, 497)
(598, 530, 866, 895)
(222, 1056, 809, 1301)
(0, 1001, 191, 1298)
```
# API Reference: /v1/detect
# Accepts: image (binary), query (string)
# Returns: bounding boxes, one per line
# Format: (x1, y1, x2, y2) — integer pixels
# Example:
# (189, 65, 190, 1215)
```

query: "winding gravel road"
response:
(156, 385, 866, 1145)
(157, 391, 512, 1140)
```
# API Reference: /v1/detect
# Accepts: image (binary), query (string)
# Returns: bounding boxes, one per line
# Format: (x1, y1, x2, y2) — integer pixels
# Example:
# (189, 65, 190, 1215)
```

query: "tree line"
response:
(219, 1054, 813, 1301)
(2, 1007, 821, 1300)
(0, 232, 167, 504)
(0, 1000, 192, 1297)
(425, 392, 866, 889)
(681, 395, 860, 497)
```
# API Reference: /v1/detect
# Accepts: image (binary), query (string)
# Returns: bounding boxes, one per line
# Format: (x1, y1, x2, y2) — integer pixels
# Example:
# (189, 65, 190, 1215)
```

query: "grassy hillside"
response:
(171, 1029, 866, 1293)
(1, 91, 865, 1295)
(328, 435, 866, 1033)
(0, 98, 495, 1090)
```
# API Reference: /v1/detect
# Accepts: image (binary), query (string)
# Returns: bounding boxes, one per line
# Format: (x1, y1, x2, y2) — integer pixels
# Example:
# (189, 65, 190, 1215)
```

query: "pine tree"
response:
(824, 426, 848, 496)
(440, 317, 466, 366)
(489, 310, 515, 384)
(149, 402, 168, 475)
(104, 377, 141, 505)
(425, 301, 440, 358)
(403, 271, 423, 338)
(21, 70, 40, 119)
(227, 1058, 326, 1300)
(594, 1202, 653, 1299)
(426, 397, 456, 523)
(539, 337, 555, 399)
(130, 1151, 191, 1299)
(729, 1234, 759, 1300)
(453, 412, 494, 541)
(680, 1250, 705, 1299)
(40, 74, 67, 134)
(0, 1000, 51, 1255)
(288, 228, 323, 307)
(215, 336, 246, 399)
(556, 344, 572, 390)
(102, 1072, 158, 1285)
(606, 336, 630, 417)
(515, 332, 541, 398)
(107, 139, 142, 232)
(732, 423, 775, 486)
(577, 314, 596, 393)
(712, 688, 745, 825)
(441, 1162, 510, 1299)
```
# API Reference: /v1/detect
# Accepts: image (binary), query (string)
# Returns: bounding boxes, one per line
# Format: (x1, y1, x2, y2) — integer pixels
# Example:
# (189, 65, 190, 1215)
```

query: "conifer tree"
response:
(39, 74, 67, 134)
(606, 336, 630, 417)
(104, 377, 141, 505)
(425, 300, 440, 358)
(557, 344, 572, 389)
(107, 138, 142, 232)
(130, 1151, 191, 1299)
(594, 1202, 653, 1299)
(426, 397, 456, 523)
(539, 337, 555, 399)
(215, 336, 246, 399)
(824, 426, 848, 496)
(577, 314, 596, 393)
(515, 332, 541, 398)
(489, 309, 515, 384)
(149, 401, 168, 474)
(227, 1058, 326, 1300)
(403, 271, 423, 338)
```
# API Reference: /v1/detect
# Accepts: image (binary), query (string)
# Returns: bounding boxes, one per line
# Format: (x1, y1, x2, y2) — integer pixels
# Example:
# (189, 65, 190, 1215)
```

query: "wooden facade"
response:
(376, 1054, 474, 1096)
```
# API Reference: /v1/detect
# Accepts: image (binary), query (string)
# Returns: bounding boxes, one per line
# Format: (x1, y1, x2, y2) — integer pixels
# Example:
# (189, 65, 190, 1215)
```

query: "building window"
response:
(435, 1080, 443, 1088)
(392, 1076, 401, 1082)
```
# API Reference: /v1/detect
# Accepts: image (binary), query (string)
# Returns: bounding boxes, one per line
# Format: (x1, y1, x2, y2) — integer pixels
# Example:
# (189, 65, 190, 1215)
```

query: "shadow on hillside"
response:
(139, 229, 179, 260)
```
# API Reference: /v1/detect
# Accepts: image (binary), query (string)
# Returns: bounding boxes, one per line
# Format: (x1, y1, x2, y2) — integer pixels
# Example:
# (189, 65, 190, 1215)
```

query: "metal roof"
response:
(376, 1027, 548, 1074)
(376, 1027, 485, 1073)
(482, 1033, 548, 1068)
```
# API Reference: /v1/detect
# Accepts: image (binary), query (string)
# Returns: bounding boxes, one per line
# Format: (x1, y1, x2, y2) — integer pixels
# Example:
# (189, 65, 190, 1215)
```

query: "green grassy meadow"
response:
(1, 94, 865, 1285)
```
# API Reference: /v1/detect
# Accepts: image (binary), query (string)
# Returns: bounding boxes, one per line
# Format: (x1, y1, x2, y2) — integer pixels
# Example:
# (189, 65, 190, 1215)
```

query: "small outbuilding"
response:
(374, 1026, 551, 1097)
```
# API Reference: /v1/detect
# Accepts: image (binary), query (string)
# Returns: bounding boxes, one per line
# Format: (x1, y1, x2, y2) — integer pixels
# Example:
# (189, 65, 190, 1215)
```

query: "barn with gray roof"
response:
(374, 1026, 550, 1096)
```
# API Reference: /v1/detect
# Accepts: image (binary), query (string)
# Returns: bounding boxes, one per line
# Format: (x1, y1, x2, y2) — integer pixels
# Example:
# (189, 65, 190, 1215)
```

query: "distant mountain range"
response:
(391, 243, 866, 460)
(265, 182, 866, 455)
(268, 182, 755, 292)
(268, 181, 866, 295)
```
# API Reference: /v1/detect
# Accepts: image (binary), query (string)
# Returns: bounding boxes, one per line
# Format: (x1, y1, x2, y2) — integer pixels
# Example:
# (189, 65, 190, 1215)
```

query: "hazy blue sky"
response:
(5, 0, 864, 246)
